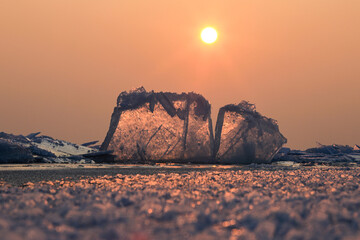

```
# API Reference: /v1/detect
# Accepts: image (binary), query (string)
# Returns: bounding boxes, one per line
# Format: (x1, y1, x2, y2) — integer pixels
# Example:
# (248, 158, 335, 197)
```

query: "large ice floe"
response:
(214, 102, 287, 164)
(101, 87, 287, 164)
(101, 87, 214, 163)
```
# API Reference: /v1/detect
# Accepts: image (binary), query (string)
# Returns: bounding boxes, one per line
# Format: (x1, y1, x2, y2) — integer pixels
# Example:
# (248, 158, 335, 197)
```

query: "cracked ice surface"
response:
(102, 88, 286, 164)
(215, 102, 287, 164)
(101, 88, 213, 163)
(111, 103, 185, 161)
(1, 167, 360, 239)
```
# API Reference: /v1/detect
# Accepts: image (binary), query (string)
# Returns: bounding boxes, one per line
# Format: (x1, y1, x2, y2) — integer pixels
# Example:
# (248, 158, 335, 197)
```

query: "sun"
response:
(201, 27, 218, 44)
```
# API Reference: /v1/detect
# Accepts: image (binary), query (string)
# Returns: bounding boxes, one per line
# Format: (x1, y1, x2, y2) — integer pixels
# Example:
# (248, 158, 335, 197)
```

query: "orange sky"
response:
(1, 0, 359, 149)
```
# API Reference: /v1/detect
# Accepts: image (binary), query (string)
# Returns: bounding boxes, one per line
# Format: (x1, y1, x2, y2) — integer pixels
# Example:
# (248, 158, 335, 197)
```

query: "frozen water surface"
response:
(1, 164, 360, 240)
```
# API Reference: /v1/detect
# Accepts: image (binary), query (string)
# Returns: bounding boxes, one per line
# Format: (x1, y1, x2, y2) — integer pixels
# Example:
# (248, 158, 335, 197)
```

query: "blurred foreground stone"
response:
(101, 87, 287, 164)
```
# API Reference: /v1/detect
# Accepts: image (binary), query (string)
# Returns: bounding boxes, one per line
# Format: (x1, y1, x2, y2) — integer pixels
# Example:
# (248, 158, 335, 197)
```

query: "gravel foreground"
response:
(1, 166, 360, 240)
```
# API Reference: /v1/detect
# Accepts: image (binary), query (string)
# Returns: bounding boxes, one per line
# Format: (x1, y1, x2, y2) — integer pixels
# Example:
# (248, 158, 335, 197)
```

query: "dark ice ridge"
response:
(101, 87, 287, 164)
(273, 144, 360, 166)
(0, 132, 113, 164)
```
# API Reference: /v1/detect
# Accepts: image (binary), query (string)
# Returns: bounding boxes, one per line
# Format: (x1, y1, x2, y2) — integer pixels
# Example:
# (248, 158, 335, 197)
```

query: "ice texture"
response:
(273, 144, 360, 164)
(0, 139, 33, 163)
(31, 136, 96, 157)
(214, 101, 287, 164)
(102, 88, 287, 164)
(101, 87, 214, 163)
(0, 132, 109, 164)
(1, 167, 360, 240)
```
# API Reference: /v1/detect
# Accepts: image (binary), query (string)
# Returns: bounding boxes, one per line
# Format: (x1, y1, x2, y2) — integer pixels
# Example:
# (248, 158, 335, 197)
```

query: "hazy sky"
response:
(1, 0, 359, 149)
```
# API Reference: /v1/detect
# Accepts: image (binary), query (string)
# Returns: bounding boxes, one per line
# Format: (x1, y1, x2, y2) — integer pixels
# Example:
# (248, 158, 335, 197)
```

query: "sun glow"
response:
(201, 27, 218, 44)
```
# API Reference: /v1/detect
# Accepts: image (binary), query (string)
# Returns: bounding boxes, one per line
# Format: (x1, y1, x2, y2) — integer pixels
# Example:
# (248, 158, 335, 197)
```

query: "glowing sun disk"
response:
(201, 27, 218, 44)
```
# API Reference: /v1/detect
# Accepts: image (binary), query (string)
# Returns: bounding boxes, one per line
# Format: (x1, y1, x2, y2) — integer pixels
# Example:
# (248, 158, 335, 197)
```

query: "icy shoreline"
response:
(1, 166, 360, 239)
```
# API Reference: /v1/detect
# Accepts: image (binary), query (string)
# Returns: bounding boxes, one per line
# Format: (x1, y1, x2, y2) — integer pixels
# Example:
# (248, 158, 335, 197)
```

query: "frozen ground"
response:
(1, 164, 360, 240)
